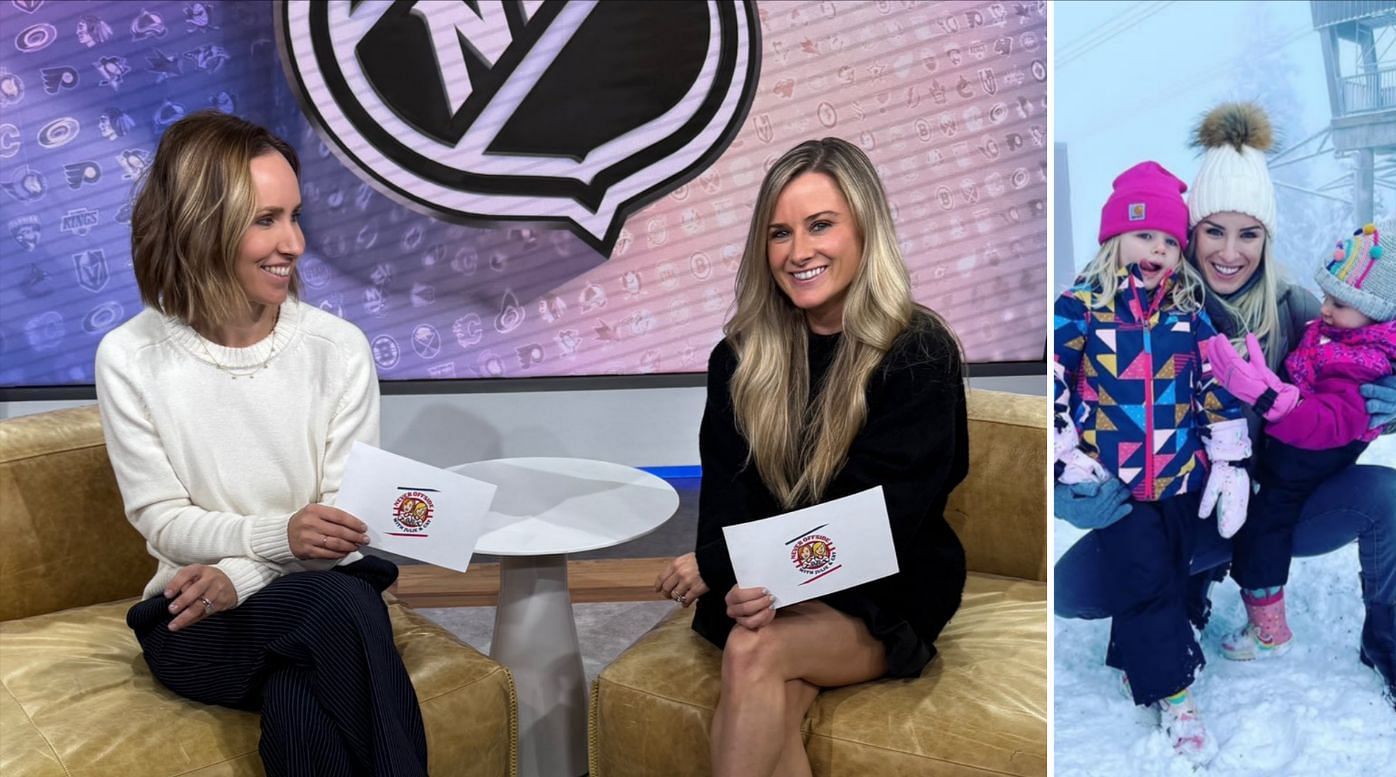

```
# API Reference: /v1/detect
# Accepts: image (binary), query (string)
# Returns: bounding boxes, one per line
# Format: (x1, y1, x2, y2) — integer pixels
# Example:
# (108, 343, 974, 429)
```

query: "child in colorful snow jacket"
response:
(1052, 160, 1251, 763)
(1054, 161, 1252, 534)
(1206, 221, 1396, 666)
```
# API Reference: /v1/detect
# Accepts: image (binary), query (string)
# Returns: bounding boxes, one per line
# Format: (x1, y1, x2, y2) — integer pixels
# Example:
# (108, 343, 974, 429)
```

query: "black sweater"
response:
(691, 314, 969, 677)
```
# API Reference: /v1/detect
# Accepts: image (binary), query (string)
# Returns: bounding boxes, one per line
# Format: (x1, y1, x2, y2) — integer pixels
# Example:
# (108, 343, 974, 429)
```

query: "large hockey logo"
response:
(275, 0, 759, 255)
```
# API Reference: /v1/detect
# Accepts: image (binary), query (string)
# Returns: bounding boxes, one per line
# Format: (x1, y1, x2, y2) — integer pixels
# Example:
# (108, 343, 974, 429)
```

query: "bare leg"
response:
(710, 602, 886, 777)
(710, 656, 783, 777)
(770, 679, 819, 777)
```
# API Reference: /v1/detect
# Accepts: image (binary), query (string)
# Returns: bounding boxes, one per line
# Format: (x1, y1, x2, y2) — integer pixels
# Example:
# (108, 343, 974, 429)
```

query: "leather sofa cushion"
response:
(947, 390, 1047, 582)
(0, 405, 152, 622)
(0, 597, 516, 777)
(590, 573, 1046, 777)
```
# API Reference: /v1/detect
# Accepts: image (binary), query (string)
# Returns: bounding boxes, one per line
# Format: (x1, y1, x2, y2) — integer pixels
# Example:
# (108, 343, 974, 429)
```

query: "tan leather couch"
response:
(590, 388, 1047, 776)
(0, 406, 518, 777)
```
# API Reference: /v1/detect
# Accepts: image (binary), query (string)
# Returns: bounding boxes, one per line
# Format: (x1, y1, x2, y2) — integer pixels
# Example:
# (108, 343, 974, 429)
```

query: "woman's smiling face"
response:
(1191, 211, 1265, 295)
(232, 152, 303, 311)
(766, 172, 863, 334)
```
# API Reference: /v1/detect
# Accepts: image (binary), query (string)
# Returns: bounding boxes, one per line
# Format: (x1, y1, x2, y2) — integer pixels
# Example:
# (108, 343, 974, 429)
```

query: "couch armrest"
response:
(0, 406, 152, 621)
(945, 389, 1047, 582)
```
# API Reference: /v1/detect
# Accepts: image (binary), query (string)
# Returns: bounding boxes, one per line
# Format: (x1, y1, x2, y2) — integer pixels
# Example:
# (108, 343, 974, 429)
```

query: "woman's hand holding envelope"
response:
(288, 504, 371, 560)
(725, 585, 777, 630)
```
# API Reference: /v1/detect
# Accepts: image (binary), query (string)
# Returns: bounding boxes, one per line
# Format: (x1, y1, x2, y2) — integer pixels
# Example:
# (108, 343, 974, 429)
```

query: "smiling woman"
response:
(130, 114, 303, 347)
(94, 111, 429, 776)
(653, 137, 971, 777)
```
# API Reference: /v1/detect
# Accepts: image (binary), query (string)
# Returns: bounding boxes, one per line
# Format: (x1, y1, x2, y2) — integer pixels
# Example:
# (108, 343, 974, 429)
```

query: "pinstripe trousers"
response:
(126, 556, 428, 777)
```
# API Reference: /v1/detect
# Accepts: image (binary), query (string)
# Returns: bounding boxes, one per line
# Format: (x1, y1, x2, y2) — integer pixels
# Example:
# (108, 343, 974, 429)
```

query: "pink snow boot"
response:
(1221, 587, 1294, 661)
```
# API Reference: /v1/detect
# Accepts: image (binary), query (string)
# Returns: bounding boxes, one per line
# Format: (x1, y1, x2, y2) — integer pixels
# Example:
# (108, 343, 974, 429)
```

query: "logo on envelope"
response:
(790, 532, 840, 584)
(392, 489, 435, 535)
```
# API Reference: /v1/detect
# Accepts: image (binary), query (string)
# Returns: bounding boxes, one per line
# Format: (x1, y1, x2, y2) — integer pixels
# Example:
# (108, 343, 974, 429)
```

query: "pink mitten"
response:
(1198, 418, 1252, 538)
(1239, 333, 1301, 421)
(1204, 334, 1300, 422)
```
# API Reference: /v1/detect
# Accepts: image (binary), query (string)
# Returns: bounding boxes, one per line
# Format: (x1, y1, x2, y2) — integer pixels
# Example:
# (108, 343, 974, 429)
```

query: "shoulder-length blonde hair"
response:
(131, 110, 300, 329)
(1075, 235, 1206, 313)
(726, 137, 958, 509)
(1185, 229, 1284, 365)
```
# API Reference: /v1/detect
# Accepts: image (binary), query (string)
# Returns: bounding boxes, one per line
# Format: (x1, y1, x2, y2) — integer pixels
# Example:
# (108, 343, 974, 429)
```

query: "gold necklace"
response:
(198, 308, 281, 380)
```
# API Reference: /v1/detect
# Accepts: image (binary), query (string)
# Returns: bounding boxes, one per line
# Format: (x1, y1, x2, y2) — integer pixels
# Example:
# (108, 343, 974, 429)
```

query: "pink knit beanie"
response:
(1098, 161, 1190, 250)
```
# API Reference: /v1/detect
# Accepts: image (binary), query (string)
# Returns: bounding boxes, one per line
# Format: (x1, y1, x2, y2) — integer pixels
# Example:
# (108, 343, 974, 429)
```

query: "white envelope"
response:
(335, 441, 497, 573)
(722, 486, 899, 608)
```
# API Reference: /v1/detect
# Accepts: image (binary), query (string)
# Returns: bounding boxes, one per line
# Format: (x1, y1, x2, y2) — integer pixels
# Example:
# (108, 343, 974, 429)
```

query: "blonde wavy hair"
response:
(1075, 235, 1206, 314)
(131, 110, 300, 329)
(727, 137, 957, 509)
(1186, 231, 1284, 366)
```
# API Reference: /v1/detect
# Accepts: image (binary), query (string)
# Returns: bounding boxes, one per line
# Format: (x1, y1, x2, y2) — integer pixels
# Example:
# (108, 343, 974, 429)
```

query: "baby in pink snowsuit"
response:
(1206, 221, 1396, 663)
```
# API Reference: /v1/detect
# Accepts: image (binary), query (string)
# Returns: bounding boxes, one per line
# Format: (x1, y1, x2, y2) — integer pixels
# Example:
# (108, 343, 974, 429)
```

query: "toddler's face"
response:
(1118, 230, 1181, 290)
(1320, 295, 1375, 330)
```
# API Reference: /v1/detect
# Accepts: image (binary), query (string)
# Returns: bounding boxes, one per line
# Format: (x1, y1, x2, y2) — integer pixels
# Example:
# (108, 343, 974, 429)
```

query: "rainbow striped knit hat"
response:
(1317, 221, 1396, 322)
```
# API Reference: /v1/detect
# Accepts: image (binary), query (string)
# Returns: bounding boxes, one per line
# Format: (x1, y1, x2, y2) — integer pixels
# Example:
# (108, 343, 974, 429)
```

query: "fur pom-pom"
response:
(1192, 102, 1274, 153)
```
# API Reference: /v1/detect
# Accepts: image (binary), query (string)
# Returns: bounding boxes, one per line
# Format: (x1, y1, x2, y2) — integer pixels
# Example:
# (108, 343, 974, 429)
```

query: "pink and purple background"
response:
(0, 0, 1046, 387)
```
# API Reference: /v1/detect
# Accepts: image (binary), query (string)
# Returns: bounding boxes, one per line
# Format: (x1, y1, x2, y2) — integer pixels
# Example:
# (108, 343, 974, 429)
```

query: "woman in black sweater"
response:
(655, 137, 969, 777)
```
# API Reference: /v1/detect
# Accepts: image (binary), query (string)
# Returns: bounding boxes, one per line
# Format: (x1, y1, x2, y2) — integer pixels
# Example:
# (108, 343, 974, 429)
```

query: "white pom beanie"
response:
(1186, 102, 1277, 237)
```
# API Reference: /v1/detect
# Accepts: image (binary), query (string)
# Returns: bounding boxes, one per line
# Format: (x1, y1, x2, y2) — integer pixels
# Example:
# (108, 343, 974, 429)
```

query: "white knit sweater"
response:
(95, 299, 380, 606)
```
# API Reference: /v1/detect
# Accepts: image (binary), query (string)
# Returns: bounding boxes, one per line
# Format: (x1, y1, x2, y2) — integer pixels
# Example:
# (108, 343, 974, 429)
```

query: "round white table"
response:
(449, 457, 680, 777)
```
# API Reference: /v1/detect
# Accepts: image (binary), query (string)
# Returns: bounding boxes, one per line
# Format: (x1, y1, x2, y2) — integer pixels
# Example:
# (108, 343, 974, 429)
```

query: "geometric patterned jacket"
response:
(1054, 266, 1245, 502)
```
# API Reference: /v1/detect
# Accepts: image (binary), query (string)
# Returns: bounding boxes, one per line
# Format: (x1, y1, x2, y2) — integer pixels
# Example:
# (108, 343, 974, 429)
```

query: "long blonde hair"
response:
(1185, 231, 1284, 365)
(131, 110, 301, 330)
(1075, 235, 1206, 314)
(727, 137, 955, 509)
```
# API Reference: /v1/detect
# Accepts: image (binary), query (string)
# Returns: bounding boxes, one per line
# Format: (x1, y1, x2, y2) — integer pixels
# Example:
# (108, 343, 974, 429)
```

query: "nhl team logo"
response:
(391, 489, 435, 535)
(73, 249, 108, 292)
(275, 0, 759, 255)
(790, 532, 840, 584)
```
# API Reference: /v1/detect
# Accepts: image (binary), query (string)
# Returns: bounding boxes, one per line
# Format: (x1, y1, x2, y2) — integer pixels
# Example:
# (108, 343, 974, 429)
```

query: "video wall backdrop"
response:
(0, 0, 1047, 387)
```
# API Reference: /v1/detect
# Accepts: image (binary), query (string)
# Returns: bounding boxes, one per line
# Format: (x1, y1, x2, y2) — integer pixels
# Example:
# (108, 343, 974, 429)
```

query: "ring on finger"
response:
(199, 596, 214, 615)
(673, 592, 686, 604)
(320, 534, 328, 548)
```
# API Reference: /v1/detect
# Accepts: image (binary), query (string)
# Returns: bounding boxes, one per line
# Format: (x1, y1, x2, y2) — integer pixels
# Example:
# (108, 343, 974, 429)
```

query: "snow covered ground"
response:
(1053, 438, 1396, 775)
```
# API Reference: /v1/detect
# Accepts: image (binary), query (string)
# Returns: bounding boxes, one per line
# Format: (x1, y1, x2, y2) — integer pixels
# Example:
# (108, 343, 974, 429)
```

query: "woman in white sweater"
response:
(95, 111, 427, 776)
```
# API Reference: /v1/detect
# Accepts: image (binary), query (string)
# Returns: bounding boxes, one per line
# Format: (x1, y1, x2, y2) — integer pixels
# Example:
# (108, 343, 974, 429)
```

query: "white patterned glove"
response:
(1054, 415, 1110, 485)
(1198, 418, 1252, 538)
(1199, 461, 1249, 538)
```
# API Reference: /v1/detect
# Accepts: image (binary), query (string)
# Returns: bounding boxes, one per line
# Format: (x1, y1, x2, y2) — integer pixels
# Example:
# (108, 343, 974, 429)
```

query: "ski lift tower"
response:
(1314, 1, 1396, 222)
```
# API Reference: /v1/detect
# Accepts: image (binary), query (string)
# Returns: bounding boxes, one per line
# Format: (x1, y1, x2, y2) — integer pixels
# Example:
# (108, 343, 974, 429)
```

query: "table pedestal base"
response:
(492, 554, 587, 777)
